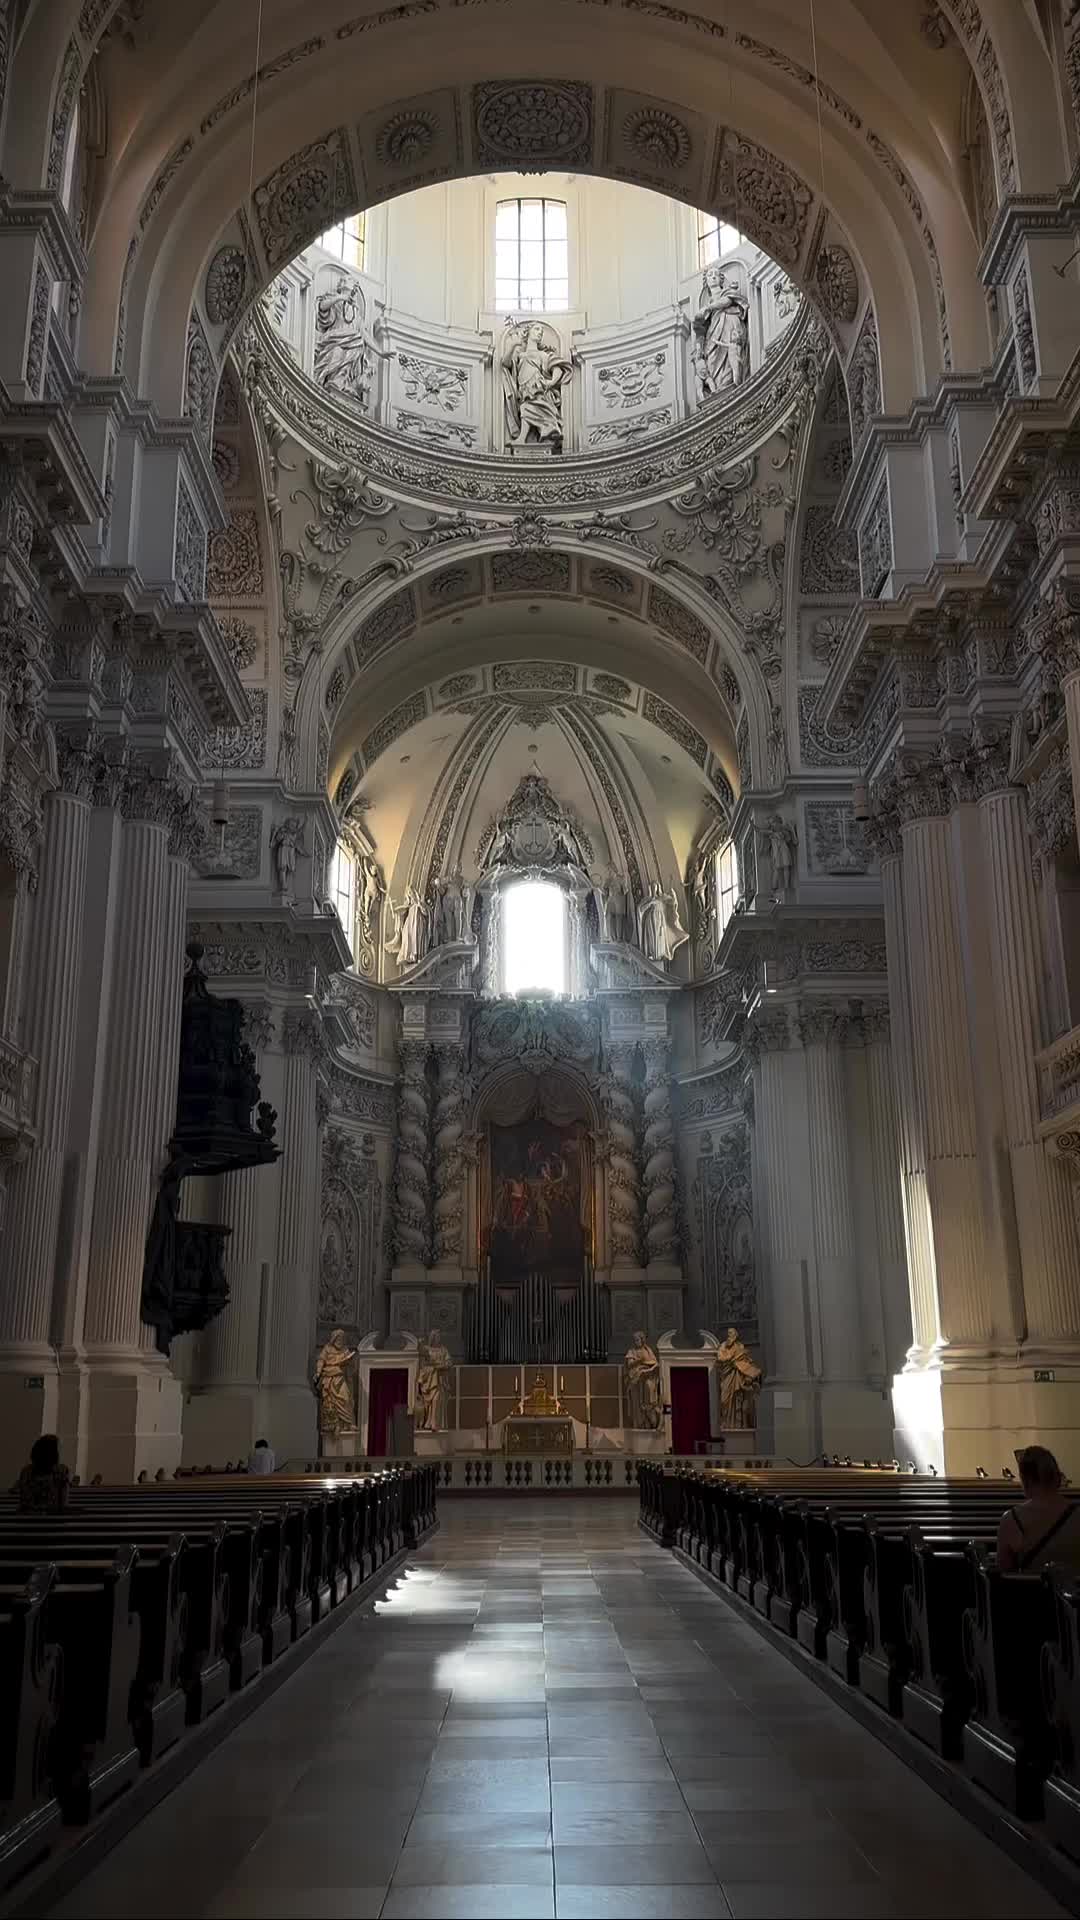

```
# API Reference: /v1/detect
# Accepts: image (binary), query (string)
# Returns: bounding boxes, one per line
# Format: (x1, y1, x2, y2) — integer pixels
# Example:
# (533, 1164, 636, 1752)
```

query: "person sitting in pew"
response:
(13, 1433, 71, 1514)
(246, 1438, 276, 1476)
(996, 1446, 1080, 1572)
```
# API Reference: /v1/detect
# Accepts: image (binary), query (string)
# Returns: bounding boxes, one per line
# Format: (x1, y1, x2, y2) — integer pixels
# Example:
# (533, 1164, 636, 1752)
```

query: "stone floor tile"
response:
(554, 1843, 718, 1885)
(556, 1890, 733, 1919)
(392, 1846, 556, 1886)
(382, 1889, 556, 1919)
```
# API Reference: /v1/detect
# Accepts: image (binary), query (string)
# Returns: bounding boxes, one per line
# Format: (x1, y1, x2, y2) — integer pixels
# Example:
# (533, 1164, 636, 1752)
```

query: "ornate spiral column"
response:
(641, 1037, 680, 1269)
(604, 1042, 642, 1267)
(798, 1006, 862, 1383)
(393, 1037, 431, 1269)
(432, 1040, 466, 1267)
(875, 821, 938, 1363)
(977, 748, 1080, 1343)
(899, 767, 989, 1350)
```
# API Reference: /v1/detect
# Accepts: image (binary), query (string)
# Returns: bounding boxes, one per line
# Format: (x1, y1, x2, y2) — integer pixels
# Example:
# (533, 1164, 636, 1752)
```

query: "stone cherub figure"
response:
(313, 1328, 357, 1436)
(716, 1326, 763, 1430)
(623, 1330, 663, 1431)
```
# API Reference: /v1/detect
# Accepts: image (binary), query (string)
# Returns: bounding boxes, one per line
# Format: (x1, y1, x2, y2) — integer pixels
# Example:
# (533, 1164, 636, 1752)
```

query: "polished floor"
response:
(52, 1497, 1067, 1920)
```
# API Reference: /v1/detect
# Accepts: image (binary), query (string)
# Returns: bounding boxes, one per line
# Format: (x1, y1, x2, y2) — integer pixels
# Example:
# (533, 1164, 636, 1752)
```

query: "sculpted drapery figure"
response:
(637, 884, 689, 964)
(270, 816, 305, 897)
(692, 265, 750, 401)
(416, 1331, 452, 1432)
(314, 1328, 357, 1435)
(716, 1326, 763, 1430)
(758, 814, 796, 897)
(623, 1331, 663, 1430)
(387, 886, 430, 967)
(501, 320, 574, 449)
(314, 275, 373, 407)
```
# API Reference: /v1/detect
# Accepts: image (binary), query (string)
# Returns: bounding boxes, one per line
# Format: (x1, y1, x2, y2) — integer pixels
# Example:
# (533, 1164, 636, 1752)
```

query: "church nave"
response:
(50, 1499, 1065, 1920)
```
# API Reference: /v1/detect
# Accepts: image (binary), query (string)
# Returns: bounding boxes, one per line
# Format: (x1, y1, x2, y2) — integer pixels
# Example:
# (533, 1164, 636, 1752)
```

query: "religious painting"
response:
(488, 1117, 585, 1278)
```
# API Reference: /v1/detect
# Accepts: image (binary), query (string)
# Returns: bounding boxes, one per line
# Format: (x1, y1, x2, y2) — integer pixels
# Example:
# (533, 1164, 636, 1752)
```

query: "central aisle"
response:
(55, 1498, 1064, 1920)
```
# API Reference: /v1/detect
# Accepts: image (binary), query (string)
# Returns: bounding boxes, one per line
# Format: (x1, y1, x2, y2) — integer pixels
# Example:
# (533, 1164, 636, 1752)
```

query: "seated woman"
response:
(14, 1433, 71, 1514)
(996, 1446, 1080, 1573)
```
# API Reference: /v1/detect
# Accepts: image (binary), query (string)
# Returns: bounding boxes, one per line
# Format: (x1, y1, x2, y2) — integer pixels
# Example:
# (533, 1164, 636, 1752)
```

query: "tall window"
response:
(329, 841, 357, 961)
(495, 198, 568, 312)
(318, 214, 366, 270)
(697, 210, 745, 269)
(715, 841, 739, 942)
(503, 881, 567, 995)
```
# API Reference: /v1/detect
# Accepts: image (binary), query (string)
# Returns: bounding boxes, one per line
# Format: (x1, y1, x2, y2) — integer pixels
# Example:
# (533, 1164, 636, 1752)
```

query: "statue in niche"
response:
(603, 869, 634, 945)
(692, 264, 750, 402)
(357, 851, 384, 939)
(435, 869, 472, 945)
(716, 1326, 763, 1430)
(314, 275, 373, 407)
(623, 1331, 663, 1431)
(313, 1328, 357, 1435)
(270, 815, 305, 897)
(690, 854, 714, 938)
(386, 886, 430, 967)
(637, 883, 689, 965)
(501, 319, 574, 450)
(416, 1330, 452, 1432)
(757, 813, 796, 897)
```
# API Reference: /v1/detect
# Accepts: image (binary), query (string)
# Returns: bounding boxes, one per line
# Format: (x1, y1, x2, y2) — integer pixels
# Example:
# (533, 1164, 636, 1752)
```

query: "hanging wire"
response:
(724, 0, 743, 246)
(808, 0, 829, 214)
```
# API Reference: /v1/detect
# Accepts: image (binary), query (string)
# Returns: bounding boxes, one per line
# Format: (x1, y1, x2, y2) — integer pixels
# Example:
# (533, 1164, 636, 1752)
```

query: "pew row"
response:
(0, 1465, 437, 1895)
(639, 1462, 1080, 1871)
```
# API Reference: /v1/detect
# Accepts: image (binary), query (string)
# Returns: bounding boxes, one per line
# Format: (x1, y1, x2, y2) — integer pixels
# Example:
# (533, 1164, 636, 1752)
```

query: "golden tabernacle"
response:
(502, 1371, 575, 1455)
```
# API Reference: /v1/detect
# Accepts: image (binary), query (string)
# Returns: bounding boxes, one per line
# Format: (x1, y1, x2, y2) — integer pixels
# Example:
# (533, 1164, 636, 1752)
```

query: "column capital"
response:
(895, 752, 951, 825)
(1033, 580, 1080, 684)
(281, 1007, 324, 1061)
(744, 1006, 792, 1060)
(1028, 746, 1076, 861)
(238, 999, 276, 1053)
(796, 1004, 841, 1049)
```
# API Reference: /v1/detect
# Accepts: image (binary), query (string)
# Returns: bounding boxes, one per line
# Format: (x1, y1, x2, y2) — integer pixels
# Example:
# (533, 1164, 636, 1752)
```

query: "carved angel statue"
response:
(690, 853, 714, 938)
(314, 274, 373, 407)
(416, 1330, 452, 1432)
(357, 852, 384, 938)
(482, 818, 515, 871)
(757, 813, 796, 897)
(501, 319, 574, 449)
(637, 883, 689, 965)
(270, 815, 306, 897)
(313, 1328, 357, 1436)
(386, 886, 430, 968)
(623, 1331, 663, 1431)
(692, 264, 750, 401)
(716, 1326, 763, 1430)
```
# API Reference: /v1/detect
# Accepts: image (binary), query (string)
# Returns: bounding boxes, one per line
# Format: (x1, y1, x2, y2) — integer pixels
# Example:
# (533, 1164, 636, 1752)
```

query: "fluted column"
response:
(749, 1009, 810, 1383)
(432, 1040, 466, 1267)
(641, 1037, 680, 1269)
(393, 1037, 431, 1268)
(266, 1009, 321, 1388)
(877, 838, 938, 1361)
(83, 786, 176, 1351)
(1, 752, 93, 1353)
(799, 1007, 862, 1382)
(900, 783, 989, 1350)
(862, 1008, 915, 1378)
(979, 772, 1080, 1343)
(604, 1041, 642, 1267)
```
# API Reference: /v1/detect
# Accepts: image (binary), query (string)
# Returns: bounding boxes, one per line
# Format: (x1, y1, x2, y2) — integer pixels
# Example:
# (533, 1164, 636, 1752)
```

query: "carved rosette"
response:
(393, 1037, 431, 1265)
(604, 1042, 642, 1266)
(641, 1038, 680, 1267)
(432, 1041, 466, 1265)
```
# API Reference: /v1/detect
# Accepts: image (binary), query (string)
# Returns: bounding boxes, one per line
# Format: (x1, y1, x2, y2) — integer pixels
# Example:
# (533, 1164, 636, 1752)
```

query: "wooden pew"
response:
(0, 1567, 62, 1892)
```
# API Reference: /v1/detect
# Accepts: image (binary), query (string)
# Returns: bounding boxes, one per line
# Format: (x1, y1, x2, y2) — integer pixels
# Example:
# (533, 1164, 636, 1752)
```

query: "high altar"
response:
(502, 1372, 575, 1456)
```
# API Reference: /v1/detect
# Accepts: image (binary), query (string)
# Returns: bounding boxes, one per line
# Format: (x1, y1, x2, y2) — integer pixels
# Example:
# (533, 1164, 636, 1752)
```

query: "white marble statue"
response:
(416, 1330, 452, 1432)
(313, 1328, 357, 1436)
(270, 815, 305, 897)
(501, 320, 573, 449)
(435, 870, 470, 945)
(386, 886, 430, 967)
(637, 884, 688, 964)
(604, 869, 633, 945)
(314, 275, 373, 406)
(692, 264, 750, 401)
(623, 1331, 663, 1431)
(358, 852, 383, 937)
(758, 813, 797, 897)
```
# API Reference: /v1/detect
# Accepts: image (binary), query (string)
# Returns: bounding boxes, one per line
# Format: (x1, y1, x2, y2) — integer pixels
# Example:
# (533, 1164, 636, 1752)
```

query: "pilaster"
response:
(604, 1041, 643, 1268)
(798, 1005, 862, 1384)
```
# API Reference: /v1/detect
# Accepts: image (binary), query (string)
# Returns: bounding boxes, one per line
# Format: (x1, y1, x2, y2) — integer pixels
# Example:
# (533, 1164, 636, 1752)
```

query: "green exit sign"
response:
(1034, 1369, 1056, 1384)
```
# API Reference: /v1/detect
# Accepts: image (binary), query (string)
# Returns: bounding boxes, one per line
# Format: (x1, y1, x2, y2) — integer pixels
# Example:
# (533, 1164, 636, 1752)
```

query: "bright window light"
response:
(495, 198, 569, 312)
(329, 841, 357, 961)
(697, 211, 745, 269)
(503, 881, 566, 996)
(715, 840, 739, 940)
(317, 214, 366, 270)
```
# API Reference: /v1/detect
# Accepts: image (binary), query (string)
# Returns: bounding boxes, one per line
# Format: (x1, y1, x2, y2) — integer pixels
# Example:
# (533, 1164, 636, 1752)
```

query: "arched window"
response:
(697, 210, 745, 270)
(318, 214, 366, 271)
(715, 841, 739, 942)
(329, 840, 357, 962)
(502, 880, 567, 995)
(495, 198, 568, 312)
